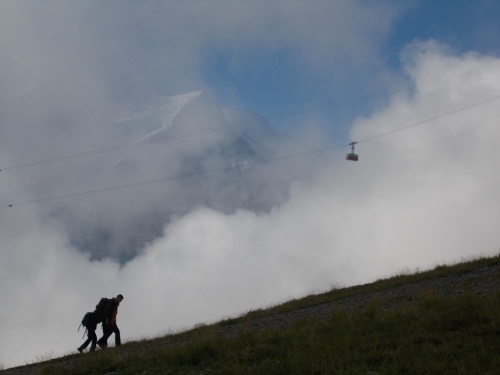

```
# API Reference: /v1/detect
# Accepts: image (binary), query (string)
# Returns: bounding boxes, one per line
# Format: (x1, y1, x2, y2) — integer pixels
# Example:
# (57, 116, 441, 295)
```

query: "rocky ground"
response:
(3, 260, 498, 375)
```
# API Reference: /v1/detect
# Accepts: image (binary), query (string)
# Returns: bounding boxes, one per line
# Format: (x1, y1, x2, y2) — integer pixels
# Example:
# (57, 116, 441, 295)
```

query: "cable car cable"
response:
(3, 92, 499, 209)
(1, 67, 496, 173)
(355, 94, 500, 144)
(0, 144, 346, 209)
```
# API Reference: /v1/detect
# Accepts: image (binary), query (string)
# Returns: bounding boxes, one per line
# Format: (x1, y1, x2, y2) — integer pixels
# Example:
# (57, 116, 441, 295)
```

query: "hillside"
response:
(3, 254, 499, 374)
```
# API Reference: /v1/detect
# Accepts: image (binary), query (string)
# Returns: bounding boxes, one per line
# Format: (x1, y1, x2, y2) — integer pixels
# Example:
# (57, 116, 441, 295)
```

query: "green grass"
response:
(31, 254, 500, 375)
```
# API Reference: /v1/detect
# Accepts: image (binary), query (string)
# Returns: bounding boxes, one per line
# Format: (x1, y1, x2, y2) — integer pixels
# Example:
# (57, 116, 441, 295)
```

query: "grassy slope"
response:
(4, 254, 499, 375)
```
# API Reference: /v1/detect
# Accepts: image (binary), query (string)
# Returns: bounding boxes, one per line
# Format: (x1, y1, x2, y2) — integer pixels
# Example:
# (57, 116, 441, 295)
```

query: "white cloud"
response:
(1, 1, 500, 369)
(3, 43, 500, 368)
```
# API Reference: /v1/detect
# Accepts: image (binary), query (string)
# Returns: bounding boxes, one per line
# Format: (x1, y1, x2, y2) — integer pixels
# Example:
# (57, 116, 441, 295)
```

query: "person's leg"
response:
(78, 342, 87, 352)
(113, 324, 121, 346)
(78, 330, 94, 352)
(97, 323, 112, 348)
(89, 330, 97, 351)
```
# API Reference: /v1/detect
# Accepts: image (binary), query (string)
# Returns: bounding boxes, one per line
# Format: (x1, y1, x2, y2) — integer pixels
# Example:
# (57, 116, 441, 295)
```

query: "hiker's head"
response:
(116, 294, 124, 303)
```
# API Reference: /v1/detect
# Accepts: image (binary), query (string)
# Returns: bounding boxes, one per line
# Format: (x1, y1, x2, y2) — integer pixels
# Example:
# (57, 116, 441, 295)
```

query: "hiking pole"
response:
(78, 323, 86, 338)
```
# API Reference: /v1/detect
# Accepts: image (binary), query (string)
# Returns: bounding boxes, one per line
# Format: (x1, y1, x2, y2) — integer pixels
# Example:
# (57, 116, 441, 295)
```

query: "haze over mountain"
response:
(54, 91, 318, 261)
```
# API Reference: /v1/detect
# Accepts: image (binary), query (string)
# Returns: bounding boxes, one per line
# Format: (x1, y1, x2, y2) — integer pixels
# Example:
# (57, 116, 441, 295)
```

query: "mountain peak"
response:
(69, 91, 312, 261)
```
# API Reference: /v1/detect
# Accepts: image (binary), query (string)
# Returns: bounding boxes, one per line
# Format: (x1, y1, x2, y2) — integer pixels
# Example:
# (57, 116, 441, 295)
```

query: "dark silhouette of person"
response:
(78, 312, 98, 353)
(97, 294, 124, 349)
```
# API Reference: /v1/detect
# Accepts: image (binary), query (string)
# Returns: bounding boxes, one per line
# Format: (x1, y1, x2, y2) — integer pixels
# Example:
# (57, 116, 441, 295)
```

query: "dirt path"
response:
(3, 262, 498, 374)
(217, 262, 499, 338)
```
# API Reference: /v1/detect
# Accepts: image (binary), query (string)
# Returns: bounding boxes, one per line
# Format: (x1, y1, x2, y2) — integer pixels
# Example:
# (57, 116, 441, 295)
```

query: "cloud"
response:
(2, 40, 500, 368)
(0, 0, 405, 260)
(1, 0, 500, 369)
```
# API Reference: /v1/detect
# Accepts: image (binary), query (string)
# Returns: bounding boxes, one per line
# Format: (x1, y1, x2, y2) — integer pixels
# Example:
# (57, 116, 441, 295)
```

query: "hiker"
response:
(97, 294, 124, 349)
(78, 311, 98, 353)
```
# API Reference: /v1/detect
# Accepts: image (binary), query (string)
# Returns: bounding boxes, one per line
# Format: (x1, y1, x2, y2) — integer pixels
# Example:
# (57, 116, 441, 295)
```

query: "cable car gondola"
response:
(346, 142, 358, 161)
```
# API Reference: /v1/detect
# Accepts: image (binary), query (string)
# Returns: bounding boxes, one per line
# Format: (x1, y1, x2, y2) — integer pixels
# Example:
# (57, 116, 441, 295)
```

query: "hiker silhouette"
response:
(78, 312, 98, 352)
(97, 294, 124, 349)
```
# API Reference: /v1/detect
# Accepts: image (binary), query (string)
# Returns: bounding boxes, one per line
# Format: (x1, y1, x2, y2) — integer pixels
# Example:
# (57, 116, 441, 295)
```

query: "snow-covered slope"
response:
(115, 91, 207, 143)
(114, 91, 286, 158)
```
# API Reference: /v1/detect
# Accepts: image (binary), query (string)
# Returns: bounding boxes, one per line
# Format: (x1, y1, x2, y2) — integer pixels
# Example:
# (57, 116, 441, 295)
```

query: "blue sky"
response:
(1, 0, 500, 369)
(197, 0, 500, 143)
(388, 1, 500, 68)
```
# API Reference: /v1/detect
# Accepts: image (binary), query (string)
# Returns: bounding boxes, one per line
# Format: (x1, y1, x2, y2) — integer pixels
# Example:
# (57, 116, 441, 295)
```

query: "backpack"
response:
(81, 312, 95, 328)
(93, 297, 109, 322)
(78, 311, 97, 332)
